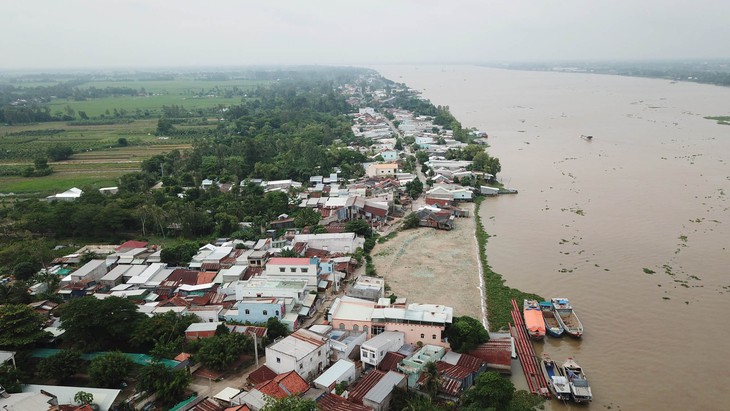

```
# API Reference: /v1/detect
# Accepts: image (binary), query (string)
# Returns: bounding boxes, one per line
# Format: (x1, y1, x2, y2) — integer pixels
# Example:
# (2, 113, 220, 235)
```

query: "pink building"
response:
(328, 296, 453, 348)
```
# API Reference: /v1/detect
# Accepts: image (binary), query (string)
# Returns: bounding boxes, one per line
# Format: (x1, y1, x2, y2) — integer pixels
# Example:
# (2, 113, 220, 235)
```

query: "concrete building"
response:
(360, 331, 405, 369)
(292, 233, 365, 254)
(235, 278, 308, 303)
(264, 257, 322, 290)
(225, 298, 286, 324)
(265, 328, 330, 381)
(69, 259, 108, 283)
(313, 359, 357, 391)
(366, 163, 398, 178)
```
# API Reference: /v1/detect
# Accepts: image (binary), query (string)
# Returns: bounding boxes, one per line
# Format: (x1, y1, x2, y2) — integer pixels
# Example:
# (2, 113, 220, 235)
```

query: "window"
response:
(279, 267, 285, 273)
(318, 350, 321, 357)
(363, 325, 368, 334)
(421, 333, 425, 339)
(339, 323, 345, 330)
(352, 324, 359, 332)
(263, 310, 268, 316)
(301, 268, 308, 273)
(275, 310, 279, 316)
(299, 363, 303, 369)
(432, 334, 437, 340)
(276, 357, 281, 363)
(290, 267, 296, 273)
(245, 309, 250, 315)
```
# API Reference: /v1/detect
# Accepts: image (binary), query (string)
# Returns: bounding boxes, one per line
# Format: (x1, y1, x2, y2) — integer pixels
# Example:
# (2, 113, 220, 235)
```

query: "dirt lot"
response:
(371, 204, 484, 320)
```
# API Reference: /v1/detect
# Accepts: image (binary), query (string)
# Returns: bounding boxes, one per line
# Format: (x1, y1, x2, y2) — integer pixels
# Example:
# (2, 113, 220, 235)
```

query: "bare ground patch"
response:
(371, 204, 482, 319)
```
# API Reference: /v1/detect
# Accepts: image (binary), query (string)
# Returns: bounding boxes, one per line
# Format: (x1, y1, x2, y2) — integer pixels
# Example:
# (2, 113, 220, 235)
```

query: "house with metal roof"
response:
(313, 359, 357, 391)
(265, 328, 330, 381)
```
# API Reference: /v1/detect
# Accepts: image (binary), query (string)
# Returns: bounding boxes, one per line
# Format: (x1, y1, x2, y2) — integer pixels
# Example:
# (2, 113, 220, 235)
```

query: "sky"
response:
(2, 0, 730, 70)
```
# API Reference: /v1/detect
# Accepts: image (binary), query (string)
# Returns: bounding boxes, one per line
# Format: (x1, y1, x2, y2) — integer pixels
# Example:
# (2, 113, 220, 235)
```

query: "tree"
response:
(78, 111, 89, 120)
(47, 145, 73, 161)
(405, 178, 424, 199)
(74, 391, 94, 406)
(117, 137, 129, 147)
(0, 364, 23, 393)
(137, 362, 192, 406)
(156, 117, 174, 135)
(160, 242, 199, 266)
(59, 296, 145, 351)
(266, 317, 289, 342)
(194, 333, 252, 372)
(12, 261, 39, 281)
(294, 208, 321, 228)
(88, 352, 132, 388)
(0, 304, 48, 349)
(345, 219, 372, 237)
(261, 396, 317, 411)
(421, 361, 441, 399)
(130, 311, 199, 356)
(402, 212, 420, 230)
(34, 157, 49, 170)
(446, 316, 489, 353)
(38, 350, 82, 383)
(462, 371, 515, 411)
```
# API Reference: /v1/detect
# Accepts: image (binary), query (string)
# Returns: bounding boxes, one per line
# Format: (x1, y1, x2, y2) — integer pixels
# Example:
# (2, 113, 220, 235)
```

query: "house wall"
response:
(382, 323, 448, 348)
(265, 344, 329, 381)
(189, 308, 222, 323)
(361, 332, 405, 368)
(264, 263, 319, 289)
(227, 301, 284, 324)
(185, 330, 216, 340)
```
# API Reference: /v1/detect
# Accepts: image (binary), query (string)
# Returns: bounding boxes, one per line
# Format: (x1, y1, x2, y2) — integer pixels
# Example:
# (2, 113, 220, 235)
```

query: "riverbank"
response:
(474, 196, 542, 332)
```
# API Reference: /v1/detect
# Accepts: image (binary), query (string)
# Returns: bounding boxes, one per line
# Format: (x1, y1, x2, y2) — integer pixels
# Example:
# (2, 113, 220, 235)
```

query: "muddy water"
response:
(374, 65, 730, 410)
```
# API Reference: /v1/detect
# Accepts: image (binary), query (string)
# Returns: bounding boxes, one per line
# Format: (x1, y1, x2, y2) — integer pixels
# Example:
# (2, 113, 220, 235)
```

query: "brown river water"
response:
(374, 65, 730, 410)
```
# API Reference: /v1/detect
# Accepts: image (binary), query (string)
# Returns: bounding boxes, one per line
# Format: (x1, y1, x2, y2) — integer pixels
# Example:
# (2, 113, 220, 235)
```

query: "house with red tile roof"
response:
(255, 370, 310, 399)
(317, 393, 373, 411)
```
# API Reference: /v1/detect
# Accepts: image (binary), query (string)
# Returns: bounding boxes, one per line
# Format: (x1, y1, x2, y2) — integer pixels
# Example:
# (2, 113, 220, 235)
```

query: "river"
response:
(374, 65, 730, 410)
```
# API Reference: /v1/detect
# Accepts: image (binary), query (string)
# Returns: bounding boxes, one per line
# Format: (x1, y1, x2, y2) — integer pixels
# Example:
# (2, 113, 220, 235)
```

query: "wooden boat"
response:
(539, 301, 564, 337)
(563, 358, 592, 403)
(523, 300, 546, 340)
(541, 354, 571, 401)
(551, 298, 584, 337)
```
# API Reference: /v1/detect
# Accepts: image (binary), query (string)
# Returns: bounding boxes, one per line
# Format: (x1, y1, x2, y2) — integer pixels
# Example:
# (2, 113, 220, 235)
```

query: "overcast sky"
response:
(2, 0, 730, 70)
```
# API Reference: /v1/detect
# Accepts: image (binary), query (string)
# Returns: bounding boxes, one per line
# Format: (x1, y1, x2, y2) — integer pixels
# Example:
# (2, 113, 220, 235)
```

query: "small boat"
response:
(551, 298, 584, 338)
(539, 301, 564, 337)
(523, 300, 546, 340)
(563, 358, 592, 403)
(580, 134, 593, 141)
(541, 354, 571, 401)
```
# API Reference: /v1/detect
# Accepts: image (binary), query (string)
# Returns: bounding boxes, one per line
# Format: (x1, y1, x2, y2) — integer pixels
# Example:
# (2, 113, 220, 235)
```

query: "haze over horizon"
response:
(3, 0, 730, 70)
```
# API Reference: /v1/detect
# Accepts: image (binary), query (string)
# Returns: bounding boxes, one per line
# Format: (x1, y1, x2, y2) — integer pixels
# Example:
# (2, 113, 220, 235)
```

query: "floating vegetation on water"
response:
(678, 235, 688, 242)
(663, 264, 675, 276)
(662, 296, 671, 300)
(643, 268, 656, 274)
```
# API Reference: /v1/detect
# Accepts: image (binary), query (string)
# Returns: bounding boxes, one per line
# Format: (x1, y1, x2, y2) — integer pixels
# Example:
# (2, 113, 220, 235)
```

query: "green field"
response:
(0, 77, 271, 196)
(48, 95, 247, 118)
(0, 119, 196, 194)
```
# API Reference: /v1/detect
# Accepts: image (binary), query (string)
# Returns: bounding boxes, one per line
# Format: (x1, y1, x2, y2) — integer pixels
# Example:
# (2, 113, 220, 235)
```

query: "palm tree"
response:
(421, 361, 442, 400)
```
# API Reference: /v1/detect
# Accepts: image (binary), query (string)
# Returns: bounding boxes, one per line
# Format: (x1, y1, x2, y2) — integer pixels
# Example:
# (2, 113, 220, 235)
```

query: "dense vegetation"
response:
(492, 59, 730, 87)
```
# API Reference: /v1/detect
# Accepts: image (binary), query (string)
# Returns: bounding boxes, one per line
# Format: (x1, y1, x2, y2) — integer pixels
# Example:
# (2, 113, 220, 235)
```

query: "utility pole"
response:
(250, 331, 259, 367)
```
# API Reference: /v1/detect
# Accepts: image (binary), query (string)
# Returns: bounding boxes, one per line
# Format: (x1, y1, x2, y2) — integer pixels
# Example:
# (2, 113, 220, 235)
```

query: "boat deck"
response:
(510, 299, 550, 398)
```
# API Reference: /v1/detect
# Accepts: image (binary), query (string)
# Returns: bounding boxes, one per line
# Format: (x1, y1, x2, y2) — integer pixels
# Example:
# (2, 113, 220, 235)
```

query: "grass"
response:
(0, 172, 121, 194)
(704, 116, 730, 125)
(474, 196, 543, 332)
(0, 118, 196, 194)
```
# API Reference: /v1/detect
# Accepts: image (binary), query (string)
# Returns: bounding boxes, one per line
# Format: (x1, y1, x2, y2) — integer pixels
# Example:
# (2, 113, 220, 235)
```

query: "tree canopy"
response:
(0, 304, 48, 349)
(37, 349, 82, 383)
(261, 396, 318, 411)
(446, 315, 489, 353)
(59, 296, 145, 351)
(462, 371, 515, 411)
(88, 352, 132, 388)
